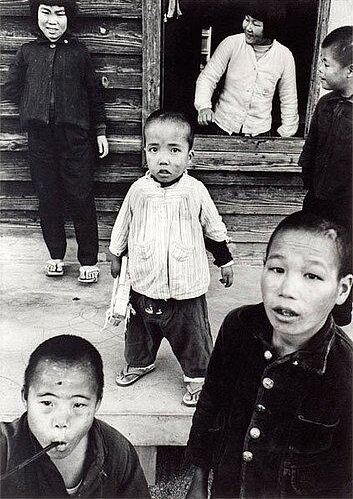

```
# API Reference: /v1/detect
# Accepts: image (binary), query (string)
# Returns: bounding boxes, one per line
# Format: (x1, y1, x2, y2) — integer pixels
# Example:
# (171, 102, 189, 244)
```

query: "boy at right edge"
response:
(299, 26, 352, 326)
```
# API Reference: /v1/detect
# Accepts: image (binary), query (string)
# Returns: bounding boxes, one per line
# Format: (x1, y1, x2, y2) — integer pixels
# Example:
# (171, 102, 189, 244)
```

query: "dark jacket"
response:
(299, 91, 352, 203)
(0, 414, 151, 498)
(3, 34, 106, 133)
(186, 303, 353, 498)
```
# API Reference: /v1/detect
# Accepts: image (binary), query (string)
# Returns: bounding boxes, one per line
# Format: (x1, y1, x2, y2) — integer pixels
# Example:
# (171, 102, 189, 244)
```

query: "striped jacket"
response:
(109, 172, 228, 300)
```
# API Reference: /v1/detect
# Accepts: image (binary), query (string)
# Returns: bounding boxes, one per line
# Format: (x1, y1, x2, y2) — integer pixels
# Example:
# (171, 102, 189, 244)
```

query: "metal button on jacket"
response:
(256, 403, 266, 413)
(262, 377, 274, 389)
(49, 43, 56, 49)
(249, 427, 261, 439)
(242, 451, 253, 462)
(264, 350, 272, 360)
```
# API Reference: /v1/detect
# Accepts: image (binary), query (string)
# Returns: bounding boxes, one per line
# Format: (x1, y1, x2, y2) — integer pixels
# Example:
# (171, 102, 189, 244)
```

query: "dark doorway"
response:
(162, 0, 319, 136)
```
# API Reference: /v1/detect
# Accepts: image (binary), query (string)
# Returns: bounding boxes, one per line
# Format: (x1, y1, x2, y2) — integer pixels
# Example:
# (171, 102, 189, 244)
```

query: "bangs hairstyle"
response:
(245, 0, 286, 41)
(144, 110, 195, 150)
(265, 211, 352, 279)
(23, 334, 104, 401)
(322, 26, 353, 68)
(30, 0, 78, 29)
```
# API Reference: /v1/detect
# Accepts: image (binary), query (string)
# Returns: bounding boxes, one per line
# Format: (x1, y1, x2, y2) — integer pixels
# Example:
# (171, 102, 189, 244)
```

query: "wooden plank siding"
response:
(0, 0, 309, 263)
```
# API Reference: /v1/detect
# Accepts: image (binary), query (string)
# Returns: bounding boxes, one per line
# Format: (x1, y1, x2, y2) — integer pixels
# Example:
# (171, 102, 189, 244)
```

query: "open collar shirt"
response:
(195, 34, 299, 137)
(109, 172, 228, 300)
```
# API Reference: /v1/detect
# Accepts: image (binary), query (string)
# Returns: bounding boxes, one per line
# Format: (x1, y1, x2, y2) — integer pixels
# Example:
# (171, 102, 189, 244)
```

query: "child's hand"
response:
(220, 265, 233, 288)
(97, 135, 109, 158)
(110, 255, 121, 278)
(198, 107, 215, 126)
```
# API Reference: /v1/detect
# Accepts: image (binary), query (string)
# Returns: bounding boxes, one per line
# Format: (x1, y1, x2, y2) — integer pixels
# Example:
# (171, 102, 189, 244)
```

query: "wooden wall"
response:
(0, 0, 306, 264)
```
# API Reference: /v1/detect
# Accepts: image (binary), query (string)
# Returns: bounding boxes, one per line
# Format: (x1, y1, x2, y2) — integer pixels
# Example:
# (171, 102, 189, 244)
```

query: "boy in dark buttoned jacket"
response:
(3, 0, 109, 283)
(186, 211, 352, 499)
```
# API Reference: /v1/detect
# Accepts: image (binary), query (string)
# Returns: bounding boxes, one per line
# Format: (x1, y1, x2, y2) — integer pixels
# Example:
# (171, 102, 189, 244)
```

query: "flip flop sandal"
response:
(182, 382, 204, 407)
(115, 364, 155, 387)
(45, 259, 64, 277)
(78, 265, 100, 283)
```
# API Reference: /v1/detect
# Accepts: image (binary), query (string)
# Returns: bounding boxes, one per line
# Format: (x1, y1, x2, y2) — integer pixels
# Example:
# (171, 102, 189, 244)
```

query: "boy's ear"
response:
(95, 398, 102, 412)
(336, 274, 353, 305)
(347, 63, 353, 78)
(188, 149, 194, 163)
(21, 387, 28, 408)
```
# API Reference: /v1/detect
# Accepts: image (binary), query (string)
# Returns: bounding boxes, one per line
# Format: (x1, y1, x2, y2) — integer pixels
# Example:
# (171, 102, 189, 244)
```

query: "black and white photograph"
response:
(0, 0, 352, 497)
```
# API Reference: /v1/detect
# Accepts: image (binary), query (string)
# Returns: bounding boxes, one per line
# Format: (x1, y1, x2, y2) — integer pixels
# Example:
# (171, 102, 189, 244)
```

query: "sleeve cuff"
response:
(96, 123, 107, 137)
(221, 260, 234, 268)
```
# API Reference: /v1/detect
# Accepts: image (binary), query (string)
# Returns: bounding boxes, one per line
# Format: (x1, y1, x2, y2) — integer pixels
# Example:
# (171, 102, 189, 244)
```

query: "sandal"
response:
(182, 382, 204, 407)
(45, 259, 64, 277)
(78, 265, 100, 283)
(115, 364, 155, 387)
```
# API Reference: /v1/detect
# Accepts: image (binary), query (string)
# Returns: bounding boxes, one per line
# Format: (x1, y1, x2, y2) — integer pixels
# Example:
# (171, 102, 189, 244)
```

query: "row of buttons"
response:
(242, 352, 273, 463)
(242, 350, 274, 462)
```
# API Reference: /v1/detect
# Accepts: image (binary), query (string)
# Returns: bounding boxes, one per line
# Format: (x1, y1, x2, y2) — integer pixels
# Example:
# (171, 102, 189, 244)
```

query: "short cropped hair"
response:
(265, 211, 352, 278)
(245, 0, 286, 41)
(29, 0, 78, 29)
(322, 26, 353, 68)
(23, 335, 104, 401)
(144, 110, 195, 150)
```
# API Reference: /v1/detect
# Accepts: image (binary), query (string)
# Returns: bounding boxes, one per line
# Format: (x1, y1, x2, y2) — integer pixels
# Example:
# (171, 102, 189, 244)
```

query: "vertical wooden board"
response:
(142, 0, 161, 125)
(305, 0, 331, 135)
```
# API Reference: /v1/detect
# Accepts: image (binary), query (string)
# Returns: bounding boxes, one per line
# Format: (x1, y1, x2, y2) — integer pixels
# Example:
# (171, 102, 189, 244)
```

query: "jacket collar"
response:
(35, 30, 74, 45)
(325, 90, 353, 104)
(240, 303, 336, 375)
(4, 414, 108, 496)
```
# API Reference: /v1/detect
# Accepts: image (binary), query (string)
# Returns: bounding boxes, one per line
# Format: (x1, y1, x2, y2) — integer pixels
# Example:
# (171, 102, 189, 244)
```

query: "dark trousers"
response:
(125, 291, 213, 378)
(28, 122, 99, 266)
(303, 191, 352, 326)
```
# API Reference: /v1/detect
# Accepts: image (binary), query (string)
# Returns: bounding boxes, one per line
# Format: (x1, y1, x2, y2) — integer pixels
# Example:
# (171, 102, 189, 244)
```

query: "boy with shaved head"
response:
(186, 211, 352, 498)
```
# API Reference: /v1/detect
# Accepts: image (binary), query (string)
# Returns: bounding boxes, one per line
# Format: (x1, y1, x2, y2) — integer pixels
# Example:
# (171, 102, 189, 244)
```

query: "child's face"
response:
(261, 229, 352, 343)
(38, 4, 68, 42)
(23, 359, 100, 461)
(319, 47, 350, 93)
(144, 121, 193, 184)
(243, 15, 265, 45)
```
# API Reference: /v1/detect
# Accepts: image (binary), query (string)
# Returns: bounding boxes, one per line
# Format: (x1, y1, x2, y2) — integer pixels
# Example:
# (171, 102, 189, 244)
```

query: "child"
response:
(299, 26, 352, 325)
(185, 211, 352, 498)
(0, 334, 150, 498)
(3, 0, 109, 283)
(195, 0, 299, 137)
(109, 110, 234, 406)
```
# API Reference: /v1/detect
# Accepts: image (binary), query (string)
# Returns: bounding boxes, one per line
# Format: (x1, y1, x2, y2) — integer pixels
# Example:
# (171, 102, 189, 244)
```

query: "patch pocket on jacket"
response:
(290, 459, 343, 497)
(170, 241, 193, 262)
(289, 414, 339, 455)
(134, 242, 153, 260)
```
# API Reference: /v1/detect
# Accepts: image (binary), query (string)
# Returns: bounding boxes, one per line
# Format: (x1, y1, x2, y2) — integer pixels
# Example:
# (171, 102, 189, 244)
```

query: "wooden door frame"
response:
(142, 0, 331, 141)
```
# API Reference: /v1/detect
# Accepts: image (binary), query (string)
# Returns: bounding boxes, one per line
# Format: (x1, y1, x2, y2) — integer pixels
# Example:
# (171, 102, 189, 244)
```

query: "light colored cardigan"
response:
(195, 33, 299, 137)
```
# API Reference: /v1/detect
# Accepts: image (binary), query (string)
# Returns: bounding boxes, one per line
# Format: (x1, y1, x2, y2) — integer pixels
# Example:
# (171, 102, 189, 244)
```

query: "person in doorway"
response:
(3, 0, 109, 283)
(186, 211, 352, 498)
(195, 0, 298, 137)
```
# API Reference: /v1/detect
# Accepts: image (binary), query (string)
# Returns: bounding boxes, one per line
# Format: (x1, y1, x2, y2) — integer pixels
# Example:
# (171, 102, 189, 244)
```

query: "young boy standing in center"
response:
(109, 111, 234, 406)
